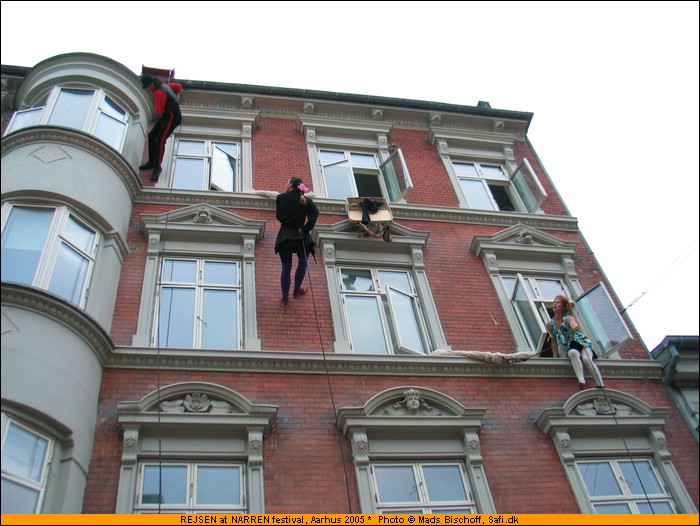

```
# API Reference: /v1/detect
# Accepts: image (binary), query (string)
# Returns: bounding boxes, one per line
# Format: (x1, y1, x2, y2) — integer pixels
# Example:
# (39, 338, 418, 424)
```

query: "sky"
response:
(1, 1, 698, 351)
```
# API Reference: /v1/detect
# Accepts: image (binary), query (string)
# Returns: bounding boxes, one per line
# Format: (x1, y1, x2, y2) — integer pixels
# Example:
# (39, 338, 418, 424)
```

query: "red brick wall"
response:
(84, 371, 699, 513)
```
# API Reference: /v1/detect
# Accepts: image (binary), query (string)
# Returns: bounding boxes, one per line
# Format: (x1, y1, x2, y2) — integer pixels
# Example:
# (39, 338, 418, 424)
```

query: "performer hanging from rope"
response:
(356, 197, 392, 241)
(139, 73, 182, 182)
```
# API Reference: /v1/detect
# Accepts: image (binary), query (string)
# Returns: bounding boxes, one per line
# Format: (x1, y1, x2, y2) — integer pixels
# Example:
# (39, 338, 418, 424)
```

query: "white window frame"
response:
(135, 461, 246, 514)
(316, 221, 449, 354)
(470, 224, 632, 357)
(337, 386, 495, 514)
(298, 116, 413, 203)
(4, 86, 129, 151)
(536, 390, 697, 514)
(155, 258, 242, 350)
(1, 203, 99, 307)
(171, 138, 242, 192)
(576, 458, 678, 513)
(132, 203, 264, 350)
(431, 132, 547, 214)
(1, 413, 54, 514)
(116, 382, 277, 514)
(338, 267, 430, 355)
(371, 461, 477, 514)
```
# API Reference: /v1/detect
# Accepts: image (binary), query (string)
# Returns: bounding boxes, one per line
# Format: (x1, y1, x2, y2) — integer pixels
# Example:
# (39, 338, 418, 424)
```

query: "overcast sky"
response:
(2, 1, 698, 351)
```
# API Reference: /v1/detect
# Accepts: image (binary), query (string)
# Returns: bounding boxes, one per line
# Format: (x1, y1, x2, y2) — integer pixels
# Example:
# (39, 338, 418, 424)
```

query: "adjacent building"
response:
(1, 53, 698, 514)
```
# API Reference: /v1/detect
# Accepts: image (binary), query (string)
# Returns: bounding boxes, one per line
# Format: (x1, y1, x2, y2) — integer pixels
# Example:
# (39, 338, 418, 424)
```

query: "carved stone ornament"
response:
(303, 102, 315, 114)
(382, 388, 442, 416)
(241, 96, 254, 110)
(574, 397, 634, 416)
(159, 392, 234, 413)
(193, 208, 213, 224)
(515, 228, 534, 244)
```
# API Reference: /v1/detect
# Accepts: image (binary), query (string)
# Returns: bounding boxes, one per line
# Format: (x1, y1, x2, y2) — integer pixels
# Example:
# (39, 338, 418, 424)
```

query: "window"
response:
(5, 87, 129, 151)
(450, 158, 546, 213)
(1, 415, 54, 514)
(372, 462, 476, 514)
(171, 139, 241, 191)
(430, 131, 547, 213)
(136, 462, 245, 513)
(501, 274, 631, 357)
(337, 387, 496, 514)
(155, 258, 241, 349)
(132, 203, 264, 350)
(1, 204, 98, 307)
(536, 390, 697, 513)
(577, 459, 677, 513)
(471, 224, 631, 357)
(298, 116, 413, 203)
(319, 148, 412, 201)
(339, 267, 428, 355)
(315, 221, 449, 355)
(116, 382, 277, 514)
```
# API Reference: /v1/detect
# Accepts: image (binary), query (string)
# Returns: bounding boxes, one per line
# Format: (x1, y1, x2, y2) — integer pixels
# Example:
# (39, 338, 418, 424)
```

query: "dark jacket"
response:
(274, 190, 319, 254)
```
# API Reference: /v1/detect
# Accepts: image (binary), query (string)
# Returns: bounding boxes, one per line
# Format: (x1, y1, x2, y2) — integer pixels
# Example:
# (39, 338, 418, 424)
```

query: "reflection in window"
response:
(1, 204, 98, 306)
(372, 462, 475, 514)
(156, 258, 241, 349)
(340, 267, 428, 355)
(172, 139, 240, 191)
(4, 87, 129, 151)
(137, 462, 244, 513)
(577, 459, 677, 514)
(1, 416, 53, 514)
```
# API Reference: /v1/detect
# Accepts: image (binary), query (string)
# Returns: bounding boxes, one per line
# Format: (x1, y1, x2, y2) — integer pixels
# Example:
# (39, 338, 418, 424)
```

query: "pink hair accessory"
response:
(298, 183, 309, 193)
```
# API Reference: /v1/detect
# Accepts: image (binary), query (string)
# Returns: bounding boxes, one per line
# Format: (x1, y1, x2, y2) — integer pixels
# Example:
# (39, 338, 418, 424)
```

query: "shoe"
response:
(578, 382, 588, 391)
(139, 162, 155, 170)
(596, 385, 605, 389)
(293, 287, 307, 298)
(150, 166, 162, 182)
(280, 298, 289, 307)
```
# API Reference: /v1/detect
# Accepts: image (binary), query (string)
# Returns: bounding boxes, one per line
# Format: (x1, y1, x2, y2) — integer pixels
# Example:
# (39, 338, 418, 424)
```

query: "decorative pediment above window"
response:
(470, 223, 578, 275)
(118, 381, 278, 432)
(140, 202, 266, 250)
(536, 389, 668, 439)
(337, 386, 486, 433)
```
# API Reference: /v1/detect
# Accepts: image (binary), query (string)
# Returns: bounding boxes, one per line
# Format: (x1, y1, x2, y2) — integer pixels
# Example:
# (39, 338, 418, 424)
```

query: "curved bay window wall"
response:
(4, 87, 129, 152)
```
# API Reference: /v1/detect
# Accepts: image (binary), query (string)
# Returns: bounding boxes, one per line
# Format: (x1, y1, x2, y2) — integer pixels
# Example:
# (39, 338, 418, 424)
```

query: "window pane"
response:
(575, 283, 632, 356)
(95, 113, 126, 150)
(211, 143, 238, 192)
(48, 243, 89, 303)
(1, 422, 48, 482)
(380, 149, 413, 202)
(142, 465, 187, 504)
(47, 89, 92, 130)
(346, 296, 389, 354)
(512, 277, 544, 349)
(453, 163, 479, 177)
(480, 165, 507, 180)
(1, 478, 40, 513)
(201, 289, 238, 349)
(619, 460, 663, 495)
(100, 96, 126, 121)
(178, 140, 206, 156)
(423, 465, 468, 502)
(173, 157, 206, 190)
(387, 287, 425, 354)
(375, 466, 420, 503)
(203, 261, 238, 286)
(341, 268, 374, 292)
(1, 207, 53, 284)
(196, 466, 241, 505)
(459, 179, 496, 210)
(534, 279, 566, 301)
(637, 501, 674, 514)
(158, 288, 195, 347)
(6, 107, 43, 134)
(163, 260, 197, 283)
(595, 502, 631, 513)
(578, 462, 623, 497)
(324, 159, 355, 198)
(350, 153, 377, 168)
(378, 270, 411, 294)
(63, 215, 96, 254)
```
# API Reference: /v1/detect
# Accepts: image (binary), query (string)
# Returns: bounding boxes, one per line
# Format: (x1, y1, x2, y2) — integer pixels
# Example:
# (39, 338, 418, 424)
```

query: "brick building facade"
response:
(1, 53, 697, 515)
